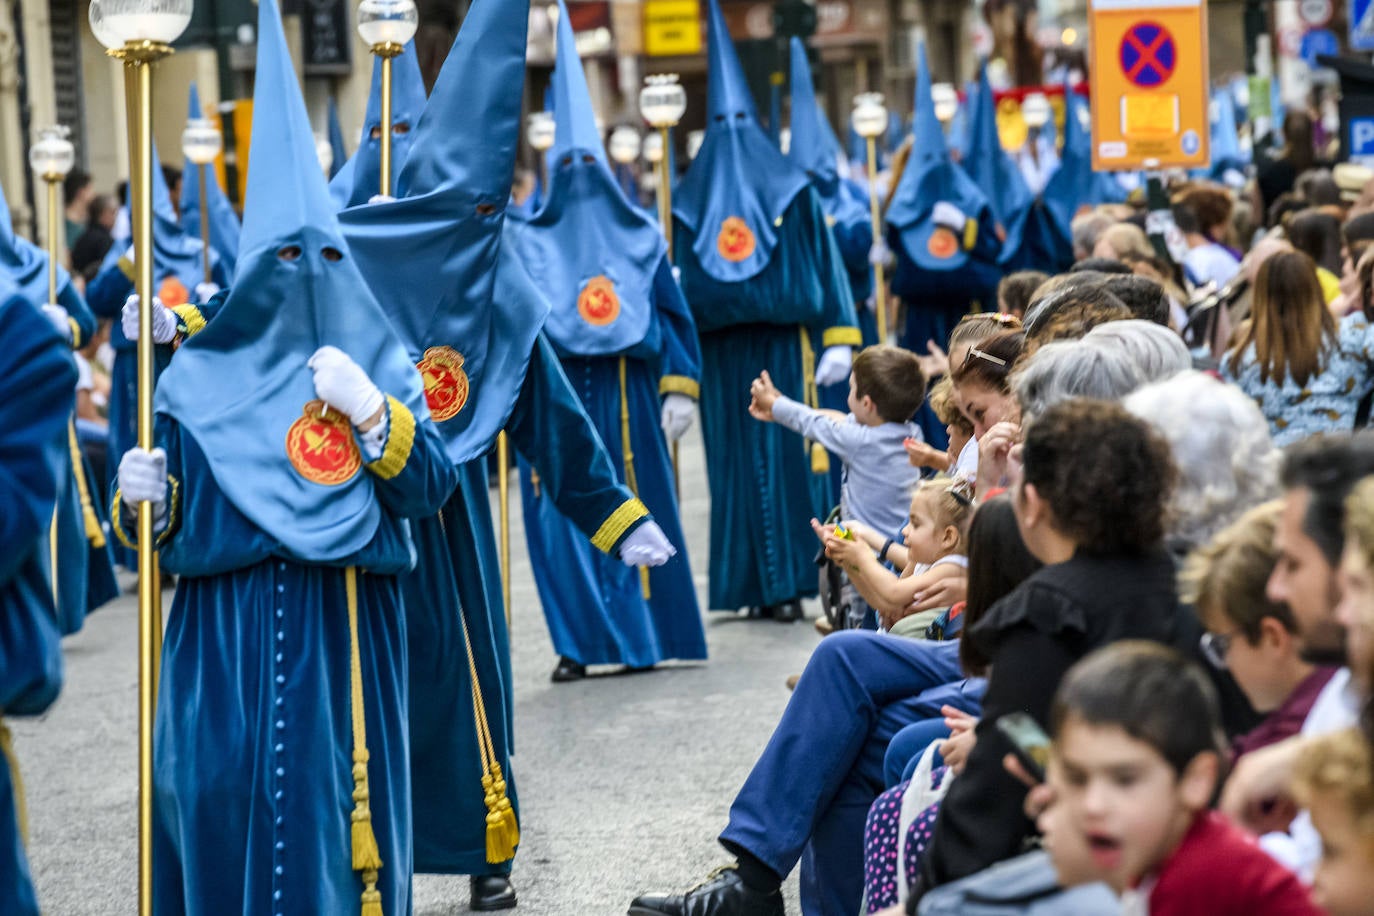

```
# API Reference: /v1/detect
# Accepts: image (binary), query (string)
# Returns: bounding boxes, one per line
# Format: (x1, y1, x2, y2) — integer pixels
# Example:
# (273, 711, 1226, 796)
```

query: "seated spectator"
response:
(1222, 249, 1374, 446)
(994, 270, 1047, 318)
(1179, 501, 1337, 761)
(911, 310, 1022, 383)
(948, 330, 1025, 495)
(862, 496, 1041, 911)
(1036, 642, 1321, 915)
(904, 378, 974, 478)
(909, 400, 1193, 903)
(1292, 727, 1374, 915)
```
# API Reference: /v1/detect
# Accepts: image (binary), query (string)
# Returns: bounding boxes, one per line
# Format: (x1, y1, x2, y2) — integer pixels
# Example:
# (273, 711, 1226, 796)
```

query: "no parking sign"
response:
(1089, 0, 1210, 170)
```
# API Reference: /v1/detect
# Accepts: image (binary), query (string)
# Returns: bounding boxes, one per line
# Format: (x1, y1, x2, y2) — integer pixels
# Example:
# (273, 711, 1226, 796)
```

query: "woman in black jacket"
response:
(911, 398, 1188, 905)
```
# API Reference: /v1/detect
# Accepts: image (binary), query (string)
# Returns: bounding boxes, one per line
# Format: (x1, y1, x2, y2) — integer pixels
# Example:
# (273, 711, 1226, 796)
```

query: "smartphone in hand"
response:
(996, 712, 1052, 783)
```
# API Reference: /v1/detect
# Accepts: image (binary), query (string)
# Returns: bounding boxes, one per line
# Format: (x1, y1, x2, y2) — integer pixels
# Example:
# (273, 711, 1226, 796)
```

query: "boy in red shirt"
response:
(1039, 642, 1322, 915)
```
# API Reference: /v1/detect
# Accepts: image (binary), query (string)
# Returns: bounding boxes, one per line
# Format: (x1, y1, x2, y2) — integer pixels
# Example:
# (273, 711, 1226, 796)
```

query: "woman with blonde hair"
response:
(1222, 249, 1374, 445)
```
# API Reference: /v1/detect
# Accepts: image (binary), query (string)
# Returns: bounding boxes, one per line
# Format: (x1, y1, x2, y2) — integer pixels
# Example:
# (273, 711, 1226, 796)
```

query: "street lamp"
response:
(932, 83, 959, 125)
(356, 0, 417, 196)
(851, 92, 890, 343)
(526, 109, 555, 190)
(1022, 92, 1050, 130)
(608, 126, 641, 203)
(29, 125, 75, 306)
(638, 73, 686, 260)
(181, 115, 221, 284)
(89, 0, 191, 909)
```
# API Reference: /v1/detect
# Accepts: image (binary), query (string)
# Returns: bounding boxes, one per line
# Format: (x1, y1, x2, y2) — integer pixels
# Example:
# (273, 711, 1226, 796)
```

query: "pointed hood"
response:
(962, 64, 1032, 265)
(328, 96, 348, 179)
(508, 0, 663, 357)
(337, 0, 543, 464)
(179, 83, 241, 278)
(329, 40, 426, 208)
(673, 0, 810, 282)
(1044, 87, 1123, 234)
(885, 42, 997, 272)
(786, 37, 837, 187)
(143, 141, 212, 299)
(156, 0, 429, 562)
(0, 179, 76, 307)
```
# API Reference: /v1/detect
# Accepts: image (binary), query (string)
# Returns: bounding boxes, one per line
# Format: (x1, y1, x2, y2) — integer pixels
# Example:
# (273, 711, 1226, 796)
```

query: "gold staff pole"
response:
(357, 0, 417, 198)
(92, 0, 189, 908)
(852, 93, 889, 343)
(183, 117, 223, 287)
(639, 74, 687, 497)
(32, 126, 76, 605)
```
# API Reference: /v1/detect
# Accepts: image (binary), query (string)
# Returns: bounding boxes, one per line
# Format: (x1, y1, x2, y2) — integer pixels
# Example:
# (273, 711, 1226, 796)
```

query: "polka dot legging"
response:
(862, 768, 946, 913)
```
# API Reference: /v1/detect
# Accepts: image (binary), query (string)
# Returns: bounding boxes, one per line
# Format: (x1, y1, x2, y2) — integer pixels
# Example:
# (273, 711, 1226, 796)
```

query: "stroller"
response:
(816, 506, 870, 631)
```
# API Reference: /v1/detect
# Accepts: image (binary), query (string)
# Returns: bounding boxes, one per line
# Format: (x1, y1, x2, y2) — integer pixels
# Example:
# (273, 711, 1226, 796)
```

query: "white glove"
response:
(118, 447, 168, 525)
(308, 345, 385, 425)
(932, 201, 968, 233)
(194, 281, 221, 303)
(41, 304, 72, 342)
(122, 294, 179, 344)
(671, 265, 682, 286)
(619, 520, 676, 567)
(868, 239, 893, 268)
(368, 194, 397, 205)
(660, 393, 695, 442)
(814, 345, 853, 387)
(123, 245, 136, 266)
(863, 294, 877, 314)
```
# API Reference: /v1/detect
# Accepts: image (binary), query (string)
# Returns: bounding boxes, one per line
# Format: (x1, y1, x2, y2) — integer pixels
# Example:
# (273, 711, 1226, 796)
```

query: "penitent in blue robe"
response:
(117, 406, 455, 916)
(515, 261, 706, 667)
(676, 187, 860, 611)
(0, 292, 70, 916)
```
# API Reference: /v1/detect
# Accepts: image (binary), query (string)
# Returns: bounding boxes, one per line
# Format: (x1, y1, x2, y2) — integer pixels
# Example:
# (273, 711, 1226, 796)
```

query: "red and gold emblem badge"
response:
(577, 275, 621, 327)
(285, 400, 363, 486)
(158, 276, 190, 308)
(927, 226, 959, 260)
(717, 216, 756, 263)
(416, 346, 470, 422)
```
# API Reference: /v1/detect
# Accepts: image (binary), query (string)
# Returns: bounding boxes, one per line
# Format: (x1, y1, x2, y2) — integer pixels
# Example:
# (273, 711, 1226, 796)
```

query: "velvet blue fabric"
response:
(157, 0, 430, 563)
(0, 285, 71, 916)
(179, 84, 241, 279)
(673, 0, 811, 283)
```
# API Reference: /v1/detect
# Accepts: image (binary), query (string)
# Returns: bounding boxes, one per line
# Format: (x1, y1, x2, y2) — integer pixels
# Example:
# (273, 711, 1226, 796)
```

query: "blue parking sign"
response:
(1354, 0, 1374, 51)
(1351, 116, 1374, 157)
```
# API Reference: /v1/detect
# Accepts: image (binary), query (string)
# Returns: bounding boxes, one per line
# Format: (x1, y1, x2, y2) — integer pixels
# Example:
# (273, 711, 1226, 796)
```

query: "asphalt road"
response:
(16, 421, 819, 914)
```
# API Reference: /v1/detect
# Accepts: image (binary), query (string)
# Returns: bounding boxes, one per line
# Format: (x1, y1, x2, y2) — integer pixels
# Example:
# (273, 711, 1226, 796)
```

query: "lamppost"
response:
(357, 0, 417, 197)
(181, 115, 221, 285)
(315, 134, 335, 177)
(526, 110, 555, 192)
(638, 73, 686, 491)
(608, 125, 641, 202)
(89, 0, 191, 908)
(638, 74, 686, 260)
(30, 124, 75, 608)
(932, 83, 960, 126)
(851, 92, 889, 343)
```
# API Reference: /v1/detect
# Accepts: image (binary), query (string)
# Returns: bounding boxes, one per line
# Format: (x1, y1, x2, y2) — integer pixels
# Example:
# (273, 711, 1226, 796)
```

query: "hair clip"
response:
(948, 474, 976, 506)
(967, 346, 1008, 367)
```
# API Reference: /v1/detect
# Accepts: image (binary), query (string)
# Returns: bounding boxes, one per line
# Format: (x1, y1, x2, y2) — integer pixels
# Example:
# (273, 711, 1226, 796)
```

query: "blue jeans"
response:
(718, 633, 978, 916)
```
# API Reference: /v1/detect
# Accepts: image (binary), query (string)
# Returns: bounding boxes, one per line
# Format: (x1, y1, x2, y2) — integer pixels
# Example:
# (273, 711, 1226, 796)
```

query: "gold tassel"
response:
(68, 420, 106, 548)
(811, 443, 830, 474)
(482, 762, 520, 862)
(0, 719, 28, 845)
(346, 567, 385, 916)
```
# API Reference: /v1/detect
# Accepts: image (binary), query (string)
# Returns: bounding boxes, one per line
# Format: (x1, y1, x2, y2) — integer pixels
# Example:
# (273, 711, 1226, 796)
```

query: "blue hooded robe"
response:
(674, 0, 860, 612)
(337, 0, 649, 877)
(120, 2, 456, 912)
(329, 41, 427, 210)
(86, 144, 227, 567)
(0, 180, 116, 634)
(179, 84, 241, 278)
(0, 275, 69, 916)
(886, 44, 1001, 355)
(506, 0, 707, 669)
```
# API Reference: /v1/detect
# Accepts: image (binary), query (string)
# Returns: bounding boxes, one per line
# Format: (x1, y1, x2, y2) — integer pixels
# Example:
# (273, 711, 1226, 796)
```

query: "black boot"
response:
(470, 874, 517, 911)
(772, 600, 803, 623)
(551, 656, 586, 683)
(629, 865, 785, 916)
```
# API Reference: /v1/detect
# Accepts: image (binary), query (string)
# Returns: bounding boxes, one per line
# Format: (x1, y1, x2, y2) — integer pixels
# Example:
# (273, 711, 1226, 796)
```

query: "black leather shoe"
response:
(470, 874, 517, 911)
(629, 865, 784, 916)
(551, 656, 586, 682)
(773, 600, 803, 623)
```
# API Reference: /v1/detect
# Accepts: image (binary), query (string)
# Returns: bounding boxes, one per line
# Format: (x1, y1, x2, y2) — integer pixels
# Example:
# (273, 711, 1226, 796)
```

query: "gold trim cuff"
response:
(658, 375, 700, 400)
(111, 474, 180, 550)
(68, 318, 82, 349)
(366, 396, 415, 481)
(963, 219, 978, 251)
(822, 327, 863, 349)
(117, 257, 135, 282)
(171, 304, 207, 337)
(590, 498, 650, 554)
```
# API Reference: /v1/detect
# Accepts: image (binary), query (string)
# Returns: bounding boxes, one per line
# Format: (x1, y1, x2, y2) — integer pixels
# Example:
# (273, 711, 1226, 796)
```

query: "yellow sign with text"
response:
(644, 0, 702, 57)
(1088, 0, 1209, 171)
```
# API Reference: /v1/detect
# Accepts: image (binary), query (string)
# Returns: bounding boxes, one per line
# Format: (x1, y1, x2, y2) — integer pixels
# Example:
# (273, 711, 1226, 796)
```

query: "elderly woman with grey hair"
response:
(1124, 369, 1280, 552)
(1010, 337, 1147, 424)
(1084, 319, 1192, 382)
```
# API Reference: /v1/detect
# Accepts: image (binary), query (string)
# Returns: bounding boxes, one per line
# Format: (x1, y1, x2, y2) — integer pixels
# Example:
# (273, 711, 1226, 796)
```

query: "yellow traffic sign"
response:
(1089, 0, 1210, 170)
(644, 0, 703, 57)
